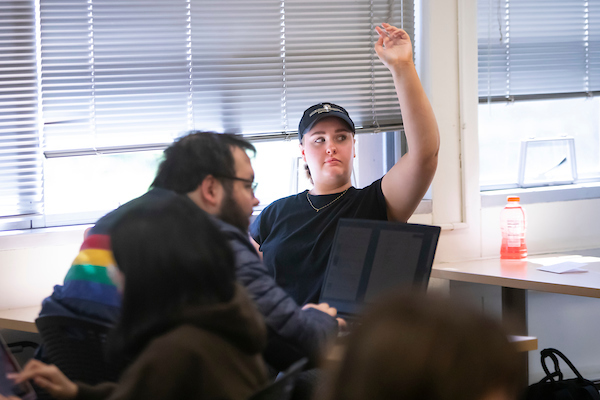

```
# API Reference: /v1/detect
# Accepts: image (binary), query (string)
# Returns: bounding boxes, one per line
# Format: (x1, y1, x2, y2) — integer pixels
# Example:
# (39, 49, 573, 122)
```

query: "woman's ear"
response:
(299, 143, 307, 162)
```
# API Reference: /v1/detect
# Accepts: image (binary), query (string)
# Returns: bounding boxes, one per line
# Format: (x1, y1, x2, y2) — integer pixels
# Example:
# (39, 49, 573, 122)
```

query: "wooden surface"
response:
(509, 335, 538, 353)
(432, 252, 600, 298)
(0, 306, 40, 333)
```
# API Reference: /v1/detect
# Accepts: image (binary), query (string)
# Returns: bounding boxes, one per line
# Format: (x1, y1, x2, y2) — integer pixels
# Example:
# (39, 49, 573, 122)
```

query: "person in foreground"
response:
(4, 196, 268, 400)
(319, 293, 521, 400)
(251, 23, 441, 305)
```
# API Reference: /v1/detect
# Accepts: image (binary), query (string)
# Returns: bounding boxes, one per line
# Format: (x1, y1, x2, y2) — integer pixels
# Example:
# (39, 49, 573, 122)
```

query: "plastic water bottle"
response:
(500, 196, 527, 259)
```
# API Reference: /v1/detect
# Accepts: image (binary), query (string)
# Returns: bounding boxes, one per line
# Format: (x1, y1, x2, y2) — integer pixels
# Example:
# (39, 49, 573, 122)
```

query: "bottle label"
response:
(506, 219, 523, 247)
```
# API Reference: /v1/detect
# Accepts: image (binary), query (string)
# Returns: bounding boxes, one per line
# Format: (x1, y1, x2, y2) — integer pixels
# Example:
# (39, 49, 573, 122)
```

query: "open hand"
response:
(7, 359, 78, 400)
(374, 23, 413, 70)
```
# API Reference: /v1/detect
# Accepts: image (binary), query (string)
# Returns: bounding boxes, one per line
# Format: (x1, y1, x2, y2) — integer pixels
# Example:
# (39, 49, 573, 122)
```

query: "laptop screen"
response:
(320, 219, 441, 315)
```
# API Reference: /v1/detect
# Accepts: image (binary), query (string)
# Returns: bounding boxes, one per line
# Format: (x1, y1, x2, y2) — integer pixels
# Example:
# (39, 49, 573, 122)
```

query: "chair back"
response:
(35, 315, 120, 385)
(248, 357, 308, 400)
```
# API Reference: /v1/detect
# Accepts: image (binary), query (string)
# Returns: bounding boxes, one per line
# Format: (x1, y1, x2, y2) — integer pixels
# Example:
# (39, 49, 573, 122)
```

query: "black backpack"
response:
(524, 348, 600, 400)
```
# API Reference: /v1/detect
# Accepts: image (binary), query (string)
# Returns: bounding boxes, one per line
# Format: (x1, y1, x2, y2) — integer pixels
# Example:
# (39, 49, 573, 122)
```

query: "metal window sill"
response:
(481, 182, 600, 208)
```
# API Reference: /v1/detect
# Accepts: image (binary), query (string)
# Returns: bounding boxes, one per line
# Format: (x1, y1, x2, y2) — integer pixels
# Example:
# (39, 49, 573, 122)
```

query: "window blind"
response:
(190, 1, 283, 136)
(0, 0, 43, 219)
(478, 0, 600, 102)
(191, 0, 413, 139)
(40, 0, 191, 153)
(40, 0, 414, 156)
(284, 0, 413, 136)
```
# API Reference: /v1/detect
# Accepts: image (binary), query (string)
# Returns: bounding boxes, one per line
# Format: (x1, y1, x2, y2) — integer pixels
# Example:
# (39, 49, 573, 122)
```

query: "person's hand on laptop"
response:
(6, 359, 78, 400)
(303, 303, 347, 332)
(302, 302, 338, 317)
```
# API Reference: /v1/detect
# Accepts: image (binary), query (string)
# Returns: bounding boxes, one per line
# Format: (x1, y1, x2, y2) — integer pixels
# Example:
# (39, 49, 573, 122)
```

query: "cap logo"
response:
(309, 104, 344, 117)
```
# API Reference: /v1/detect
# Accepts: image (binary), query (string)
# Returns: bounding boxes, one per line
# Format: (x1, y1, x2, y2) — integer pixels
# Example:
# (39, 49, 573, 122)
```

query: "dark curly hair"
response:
(151, 131, 255, 194)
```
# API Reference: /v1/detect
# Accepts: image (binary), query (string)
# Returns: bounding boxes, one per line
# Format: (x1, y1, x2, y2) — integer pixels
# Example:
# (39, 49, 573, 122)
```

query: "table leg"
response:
(502, 287, 529, 390)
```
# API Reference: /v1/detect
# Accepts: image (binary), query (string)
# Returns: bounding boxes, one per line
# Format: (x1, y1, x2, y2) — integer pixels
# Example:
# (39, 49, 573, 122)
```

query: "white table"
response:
(432, 251, 600, 298)
(432, 250, 600, 333)
(0, 306, 41, 333)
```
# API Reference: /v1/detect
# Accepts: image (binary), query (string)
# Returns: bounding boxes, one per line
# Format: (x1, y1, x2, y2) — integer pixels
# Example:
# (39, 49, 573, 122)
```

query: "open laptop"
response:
(0, 334, 36, 399)
(319, 218, 441, 319)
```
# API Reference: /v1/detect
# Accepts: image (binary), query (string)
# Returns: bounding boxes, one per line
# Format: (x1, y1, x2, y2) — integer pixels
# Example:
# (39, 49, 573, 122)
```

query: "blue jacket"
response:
(211, 217, 339, 369)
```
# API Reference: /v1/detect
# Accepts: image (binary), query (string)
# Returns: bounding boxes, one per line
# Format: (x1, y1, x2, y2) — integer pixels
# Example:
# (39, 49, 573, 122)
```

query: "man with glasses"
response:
(152, 132, 341, 370)
(38, 131, 341, 374)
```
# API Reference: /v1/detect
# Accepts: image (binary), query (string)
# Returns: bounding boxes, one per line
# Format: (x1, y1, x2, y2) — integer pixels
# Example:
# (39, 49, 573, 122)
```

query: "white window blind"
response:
(191, 0, 413, 138)
(0, 0, 43, 220)
(284, 0, 413, 135)
(478, 0, 600, 102)
(40, 0, 191, 154)
(40, 0, 414, 156)
(190, 1, 283, 136)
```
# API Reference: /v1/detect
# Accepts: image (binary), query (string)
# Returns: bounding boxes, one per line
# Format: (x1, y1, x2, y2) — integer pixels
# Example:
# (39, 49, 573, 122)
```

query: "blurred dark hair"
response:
(304, 164, 313, 185)
(108, 195, 236, 361)
(151, 131, 256, 194)
(321, 292, 521, 400)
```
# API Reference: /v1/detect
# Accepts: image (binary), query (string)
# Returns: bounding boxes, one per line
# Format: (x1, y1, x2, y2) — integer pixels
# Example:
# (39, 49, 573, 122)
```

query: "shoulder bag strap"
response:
(542, 349, 564, 381)
(544, 348, 586, 381)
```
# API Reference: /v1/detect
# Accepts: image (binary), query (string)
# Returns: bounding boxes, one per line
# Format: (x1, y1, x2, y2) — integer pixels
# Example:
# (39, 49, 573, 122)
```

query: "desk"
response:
(432, 252, 600, 299)
(431, 249, 600, 385)
(0, 306, 41, 333)
(510, 335, 538, 353)
(432, 251, 600, 331)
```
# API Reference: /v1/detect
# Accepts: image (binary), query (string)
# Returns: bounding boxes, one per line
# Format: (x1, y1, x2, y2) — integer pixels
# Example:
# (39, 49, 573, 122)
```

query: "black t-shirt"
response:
(250, 179, 388, 305)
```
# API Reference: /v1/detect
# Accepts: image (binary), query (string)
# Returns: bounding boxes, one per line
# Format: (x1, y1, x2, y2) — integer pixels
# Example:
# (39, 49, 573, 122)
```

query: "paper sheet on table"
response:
(536, 261, 588, 274)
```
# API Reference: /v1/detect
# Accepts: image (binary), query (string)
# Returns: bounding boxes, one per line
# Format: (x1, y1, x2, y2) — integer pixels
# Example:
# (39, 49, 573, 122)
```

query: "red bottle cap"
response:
(507, 196, 520, 202)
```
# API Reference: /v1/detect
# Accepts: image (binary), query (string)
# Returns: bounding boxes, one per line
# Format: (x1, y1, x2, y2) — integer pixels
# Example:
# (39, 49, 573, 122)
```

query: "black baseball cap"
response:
(298, 102, 355, 142)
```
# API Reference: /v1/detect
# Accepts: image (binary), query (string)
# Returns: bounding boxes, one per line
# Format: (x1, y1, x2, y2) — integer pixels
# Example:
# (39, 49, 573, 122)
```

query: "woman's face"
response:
(300, 117, 355, 190)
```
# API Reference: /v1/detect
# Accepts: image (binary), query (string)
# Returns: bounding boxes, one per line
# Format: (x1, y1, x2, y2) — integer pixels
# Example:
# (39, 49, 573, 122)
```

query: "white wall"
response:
(418, 0, 484, 261)
(0, 227, 85, 309)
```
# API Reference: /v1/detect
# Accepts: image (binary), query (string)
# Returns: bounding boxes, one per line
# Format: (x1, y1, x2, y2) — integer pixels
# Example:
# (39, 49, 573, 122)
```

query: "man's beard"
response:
(218, 189, 250, 233)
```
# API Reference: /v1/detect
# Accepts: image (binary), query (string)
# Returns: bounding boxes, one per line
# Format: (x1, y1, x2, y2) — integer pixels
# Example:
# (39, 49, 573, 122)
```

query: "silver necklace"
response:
(306, 188, 349, 212)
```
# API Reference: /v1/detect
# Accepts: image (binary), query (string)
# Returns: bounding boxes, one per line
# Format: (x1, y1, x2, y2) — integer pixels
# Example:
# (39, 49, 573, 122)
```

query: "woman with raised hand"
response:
(250, 23, 440, 305)
(4, 195, 267, 400)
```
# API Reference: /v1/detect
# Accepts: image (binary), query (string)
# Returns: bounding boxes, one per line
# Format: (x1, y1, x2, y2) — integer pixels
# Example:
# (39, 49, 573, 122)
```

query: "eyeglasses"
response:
(217, 175, 258, 192)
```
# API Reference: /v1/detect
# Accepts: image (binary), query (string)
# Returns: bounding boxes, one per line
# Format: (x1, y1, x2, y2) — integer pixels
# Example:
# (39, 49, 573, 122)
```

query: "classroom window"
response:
(478, 0, 600, 190)
(0, 0, 42, 226)
(1, 0, 414, 230)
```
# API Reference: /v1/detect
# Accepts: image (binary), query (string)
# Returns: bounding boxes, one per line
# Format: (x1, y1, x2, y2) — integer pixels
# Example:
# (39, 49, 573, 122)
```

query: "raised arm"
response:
(375, 23, 440, 222)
